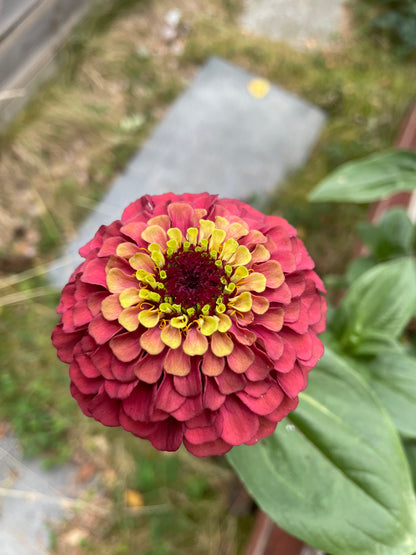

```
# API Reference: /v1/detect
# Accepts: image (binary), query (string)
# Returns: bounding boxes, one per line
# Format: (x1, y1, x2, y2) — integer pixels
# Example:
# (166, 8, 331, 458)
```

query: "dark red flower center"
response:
(163, 248, 225, 311)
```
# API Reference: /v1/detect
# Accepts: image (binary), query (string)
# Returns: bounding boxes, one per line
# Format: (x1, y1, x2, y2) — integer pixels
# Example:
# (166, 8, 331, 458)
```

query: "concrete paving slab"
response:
(0, 435, 82, 555)
(240, 0, 347, 50)
(50, 56, 326, 288)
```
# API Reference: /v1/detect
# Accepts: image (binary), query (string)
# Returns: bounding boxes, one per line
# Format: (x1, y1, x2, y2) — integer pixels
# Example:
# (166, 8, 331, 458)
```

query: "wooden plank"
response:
(0, 0, 86, 88)
(368, 102, 416, 223)
(0, 0, 40, 41)
(0, 0, 93, 127)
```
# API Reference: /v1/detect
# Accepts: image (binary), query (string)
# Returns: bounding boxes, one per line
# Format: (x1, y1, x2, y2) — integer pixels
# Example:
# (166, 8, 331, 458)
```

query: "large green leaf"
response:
(404, 440, 416, 491)
(338, 257, 416, 349)
(227, 349, 416, 555)
(309, 150, 416, 203)
(365, 352, 416, 438)
(357, 208, 415, 261)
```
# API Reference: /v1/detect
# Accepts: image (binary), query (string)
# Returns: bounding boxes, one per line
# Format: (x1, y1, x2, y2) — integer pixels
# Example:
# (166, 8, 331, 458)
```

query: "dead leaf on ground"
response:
(124, 488, 144, 508)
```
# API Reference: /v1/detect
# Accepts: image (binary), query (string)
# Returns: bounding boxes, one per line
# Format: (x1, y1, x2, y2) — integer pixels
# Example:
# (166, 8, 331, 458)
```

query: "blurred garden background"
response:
(0, 0, 415, 553)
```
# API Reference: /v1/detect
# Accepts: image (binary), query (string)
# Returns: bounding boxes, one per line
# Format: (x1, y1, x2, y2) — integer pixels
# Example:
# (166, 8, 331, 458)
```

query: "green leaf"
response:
(309, 150, 416, 203)
(227, 349, 416, 555)
(338, 257, 416, 348)
(349, 330, 405, 356)
(346, 255, 376, 284)
(357, 208, 415, 261)
(403, 440, 416, 491)
(365, 352, 416, 438)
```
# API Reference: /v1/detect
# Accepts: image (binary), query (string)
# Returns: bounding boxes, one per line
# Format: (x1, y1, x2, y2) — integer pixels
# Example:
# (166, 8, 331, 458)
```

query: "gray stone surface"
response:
(240, 0, 347, 50)
(0, 435, 82, 555)
(50, 56, 325, 288)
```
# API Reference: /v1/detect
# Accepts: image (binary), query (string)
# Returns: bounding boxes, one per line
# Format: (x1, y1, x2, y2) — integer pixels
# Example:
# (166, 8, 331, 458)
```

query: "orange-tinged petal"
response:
(119, 306, 140, 331)
(119, 287, 141, 308)
(105, 255, 132, 272)
(110, 331, 142, 362)
(243, 229, 268, 246)
(120, 221, 147, 243)
(168, 202, 194, 231)
(106, 268, 138, 293)
(201, 348, 225, 376)
(133, 352, 164, 383)
(141, 224, 168, 247)
(227, 343, 255, 374)
(255, 307, 284, 332)
(193, 208, 207, 224)
(225, 222, 249, 241)
(251, 244, 271, 264)
(164, 348, 191, 376)
(254, 260, 284, 288)
(140, 326, 164, 355)
(129, 252, 155, 273)
(211, 332, 234, 357)
(229, 292, 252, 312)
(229, 245, 251, 267)
(237, 272, 266, 293)
(161, 324, 182, 349)
(116, 242, 140, 259)
(251, 295, 270, 314)
(101, 294, 123, 320)
(138, 309, 160, 328)
(235, 310, 254, 326)
(147, 214, 171, 230)
(214, 216, 229, 230)
(183, 327, 208, 356)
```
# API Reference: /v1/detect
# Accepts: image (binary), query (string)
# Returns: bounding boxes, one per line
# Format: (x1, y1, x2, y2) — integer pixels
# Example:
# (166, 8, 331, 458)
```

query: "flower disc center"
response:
(163, 249, 224, 311)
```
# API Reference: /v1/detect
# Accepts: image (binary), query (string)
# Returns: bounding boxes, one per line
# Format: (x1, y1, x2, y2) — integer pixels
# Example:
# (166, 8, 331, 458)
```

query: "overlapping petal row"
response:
(52, 193, 326, 457)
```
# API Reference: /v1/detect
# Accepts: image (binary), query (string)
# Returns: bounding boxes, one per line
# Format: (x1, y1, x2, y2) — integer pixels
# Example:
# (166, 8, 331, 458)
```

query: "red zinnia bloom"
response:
(52, 193, 326, 457)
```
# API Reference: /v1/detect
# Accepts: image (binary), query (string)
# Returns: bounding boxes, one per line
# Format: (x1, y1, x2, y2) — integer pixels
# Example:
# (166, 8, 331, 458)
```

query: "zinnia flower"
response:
(52, 193, 326, 457)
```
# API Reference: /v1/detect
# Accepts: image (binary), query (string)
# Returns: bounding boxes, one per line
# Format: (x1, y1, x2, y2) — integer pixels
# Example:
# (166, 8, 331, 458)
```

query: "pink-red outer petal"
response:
(220, 397, 259, 445)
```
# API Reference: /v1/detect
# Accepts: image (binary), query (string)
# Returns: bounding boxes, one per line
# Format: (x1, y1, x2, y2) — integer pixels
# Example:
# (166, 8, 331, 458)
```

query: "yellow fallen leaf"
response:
(124, 489, 144, 508)
(247, 78, 270, 99)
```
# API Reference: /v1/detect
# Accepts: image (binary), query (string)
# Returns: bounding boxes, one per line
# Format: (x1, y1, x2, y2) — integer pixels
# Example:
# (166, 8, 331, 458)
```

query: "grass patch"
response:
(0, 285, 76, 466)
(53, 430, 241, 554)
